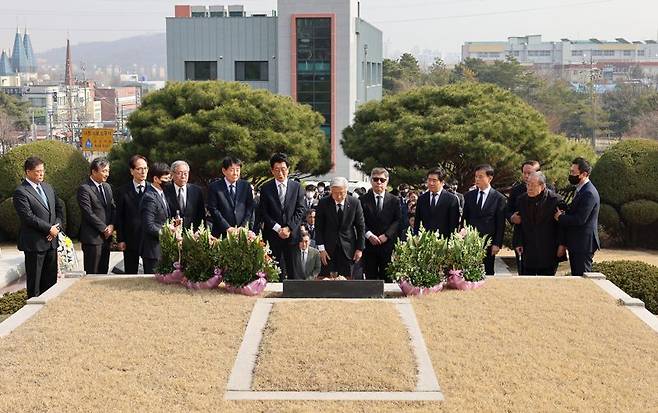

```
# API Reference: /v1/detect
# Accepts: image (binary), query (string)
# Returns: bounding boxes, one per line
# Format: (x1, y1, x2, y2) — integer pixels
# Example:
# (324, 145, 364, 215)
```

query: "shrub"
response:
(0, 140, 89, 201)
(0, 289, 27, 315)
(598, 203, 622, 235)
(0, 198, 19, 240)
(620, 200, 658, 226)
(590, 139, 658, 208)
(593, 260, 658, 315)
(65, 194, 81, 239)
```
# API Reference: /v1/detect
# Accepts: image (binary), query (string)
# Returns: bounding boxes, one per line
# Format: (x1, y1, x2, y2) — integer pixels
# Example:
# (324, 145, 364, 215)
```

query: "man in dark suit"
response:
(397, 184, 410, 241)
(302, 208, 317, 247)
(414, 167, 460, 238)
(139, 163, 174, 274)
(165, 160, 205, 232)
(315, 177, 366, 277)
(360, 167, 400, 281)
(506, 160, 541, 274)
(207, 156, 255, 238)
(462, 164, 507, 275)
(294, 232, 321, 279)
(515, 172, 566, 275)
(257, 153, 306, 279)
(13, 156, 65, 298)
(77, 157, 116, 275)
(555, 157, 600, 276)
(115, 154, 150, 274)
(303, 184, 318, 213)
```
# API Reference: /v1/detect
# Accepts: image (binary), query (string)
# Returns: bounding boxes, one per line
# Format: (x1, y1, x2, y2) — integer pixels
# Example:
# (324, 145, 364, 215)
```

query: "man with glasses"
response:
(257, 153, 306, 279)
(360, 168, 401, 281)
(165, 160, 205, 231)
(115, 155, 150, 274)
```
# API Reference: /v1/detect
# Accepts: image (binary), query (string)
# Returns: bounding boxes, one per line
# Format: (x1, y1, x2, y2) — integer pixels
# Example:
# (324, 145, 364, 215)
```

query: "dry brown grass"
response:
(0, 277, 657, 412)
(413, 277, 658, 412)
(252, 301, 416, 391)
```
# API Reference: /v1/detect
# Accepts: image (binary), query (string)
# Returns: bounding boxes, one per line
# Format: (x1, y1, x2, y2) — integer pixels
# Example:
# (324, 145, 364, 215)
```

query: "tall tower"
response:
(0, 50, 14, 75)
(11, 28, 29, 73)
(23, 27, 37, 73)
(64, 38, 74, 86)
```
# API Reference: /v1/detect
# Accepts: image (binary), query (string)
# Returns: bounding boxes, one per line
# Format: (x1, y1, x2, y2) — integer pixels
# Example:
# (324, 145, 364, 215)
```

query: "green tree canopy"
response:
(109, 81, 331, 188)
(342, 82, 588, 191)
(0, 92, 30, 130)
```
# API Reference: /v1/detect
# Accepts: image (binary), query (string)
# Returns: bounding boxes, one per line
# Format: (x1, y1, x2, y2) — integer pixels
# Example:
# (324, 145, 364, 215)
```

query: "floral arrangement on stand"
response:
(387, 226, 490, 296)
(56, 232, 78, 275)
(154, 221, 279, 295)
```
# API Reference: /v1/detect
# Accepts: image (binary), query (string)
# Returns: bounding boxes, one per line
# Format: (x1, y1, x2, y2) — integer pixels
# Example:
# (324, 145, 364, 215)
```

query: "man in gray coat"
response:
(294, 232, 321, 279)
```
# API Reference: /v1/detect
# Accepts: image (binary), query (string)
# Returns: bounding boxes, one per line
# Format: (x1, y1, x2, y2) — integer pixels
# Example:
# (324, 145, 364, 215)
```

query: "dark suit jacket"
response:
(360, 190, 400, 249)
(558, 181, 600, 253)
(294, 247, 321, 279)
(13, 180, 65, 252)
(139, 186, 169, 260)
(315, 195, 366, 259)
(515, 190, 566, 269)
(115, 181, 150, 252)
(165, 183, 205, 231)
(414, 190, 460, 238)
(258, 179, 306, 245)
(77, 178, 116, 246)
(207, 178, 254, 237)
(462, 187, 507, 247)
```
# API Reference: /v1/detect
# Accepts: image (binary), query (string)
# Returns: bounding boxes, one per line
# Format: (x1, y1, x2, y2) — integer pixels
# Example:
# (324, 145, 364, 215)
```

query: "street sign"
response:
(81, 128, 114, 152)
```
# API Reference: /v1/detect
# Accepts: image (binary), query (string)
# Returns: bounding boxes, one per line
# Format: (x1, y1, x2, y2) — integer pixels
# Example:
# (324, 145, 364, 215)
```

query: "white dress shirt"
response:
(476, 186, 491, 208)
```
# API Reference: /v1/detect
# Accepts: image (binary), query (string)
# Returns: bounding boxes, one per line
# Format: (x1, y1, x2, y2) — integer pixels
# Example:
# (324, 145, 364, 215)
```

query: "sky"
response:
(1, 0, 657, 58)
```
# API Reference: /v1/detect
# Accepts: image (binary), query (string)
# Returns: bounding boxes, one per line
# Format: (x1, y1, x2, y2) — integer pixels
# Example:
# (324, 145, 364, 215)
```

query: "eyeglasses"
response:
(371, 177, 387, 183)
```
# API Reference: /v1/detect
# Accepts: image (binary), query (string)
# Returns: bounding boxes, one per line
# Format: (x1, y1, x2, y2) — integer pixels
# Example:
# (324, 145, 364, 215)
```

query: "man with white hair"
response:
(514, 171, 566, 275)
(315, 176, 366, 278)
(164, 160, 206, 231)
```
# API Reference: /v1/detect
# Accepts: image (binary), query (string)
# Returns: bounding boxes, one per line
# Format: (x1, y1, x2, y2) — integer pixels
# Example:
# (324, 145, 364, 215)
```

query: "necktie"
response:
(229, 184, 236, 203)
(137, 185, 144, 195)
(178, 187, 186, 211)
(337, 204, 343, 223)
(302, 250, 307, 267)
(97, 185, 107, 206)
(376, 195, 383, 212)
(161, 193, 170, 216)
(477, 191, 484, 210)
(431, 193, 437, 208)
(278, 183, 286, 207)
(36, 184, 49, 208)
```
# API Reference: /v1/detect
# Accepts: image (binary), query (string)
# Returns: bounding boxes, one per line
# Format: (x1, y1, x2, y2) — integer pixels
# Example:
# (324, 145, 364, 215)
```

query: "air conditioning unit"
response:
(209, 5, 226, 17)
(228, 4, 245, 17)
(191, 5, 208, 18)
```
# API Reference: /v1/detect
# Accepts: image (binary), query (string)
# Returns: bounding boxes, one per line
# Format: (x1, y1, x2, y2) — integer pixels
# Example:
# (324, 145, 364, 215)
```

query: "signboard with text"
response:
(81, 128, 114, 152)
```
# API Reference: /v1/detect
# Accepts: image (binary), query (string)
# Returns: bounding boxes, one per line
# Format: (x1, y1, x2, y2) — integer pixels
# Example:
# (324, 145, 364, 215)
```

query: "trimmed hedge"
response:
(593, 260, 658, 315)
(598, 203, 622, 235)
(0, 140, 89, 201)
(0, 198, 19, 239)
(620, 200, 658, 226)
(0, 289, 27, 315)
(590, 139, 658, 208)
(66, 193, 81, 239)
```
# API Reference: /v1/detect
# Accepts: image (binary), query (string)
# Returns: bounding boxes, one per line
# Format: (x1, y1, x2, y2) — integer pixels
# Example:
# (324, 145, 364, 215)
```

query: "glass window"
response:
(184, 61, 217, 80)
(235, 61, 268, 81)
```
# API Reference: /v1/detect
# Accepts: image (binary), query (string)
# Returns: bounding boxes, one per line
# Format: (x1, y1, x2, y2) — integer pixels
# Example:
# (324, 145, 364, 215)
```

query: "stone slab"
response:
(283, 280, 384, 298)
(627, 307, 658, 334)
(226, 299, 273, 391)
(583, 272, 606, 279)
(0, 256, 25, 289)
(493, 256, 514, 277)
(25, 278, 78, 305)
(224, 391, 444, 401)
(0, 303, 43, 338)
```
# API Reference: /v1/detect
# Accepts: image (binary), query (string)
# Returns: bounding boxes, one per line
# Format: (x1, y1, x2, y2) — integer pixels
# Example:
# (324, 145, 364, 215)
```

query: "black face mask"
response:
(161, 180, 173, 189)
(568, 174, 581, 185)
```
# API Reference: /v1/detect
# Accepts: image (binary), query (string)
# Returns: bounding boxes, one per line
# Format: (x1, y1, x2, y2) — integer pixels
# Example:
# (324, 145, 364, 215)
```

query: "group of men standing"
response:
(13, 151, 600, 299)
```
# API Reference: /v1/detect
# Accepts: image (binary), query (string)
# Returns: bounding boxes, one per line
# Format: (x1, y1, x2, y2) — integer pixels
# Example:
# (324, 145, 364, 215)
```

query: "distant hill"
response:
(35, 33, 166, 68)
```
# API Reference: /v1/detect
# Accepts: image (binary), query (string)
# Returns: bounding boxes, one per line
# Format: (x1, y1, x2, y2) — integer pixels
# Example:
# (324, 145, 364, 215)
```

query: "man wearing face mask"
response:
(514, 172, 566, 275)
(555, 157, 600, 276)
(303, 184, 318, 212)
(139, 162, 176, 274)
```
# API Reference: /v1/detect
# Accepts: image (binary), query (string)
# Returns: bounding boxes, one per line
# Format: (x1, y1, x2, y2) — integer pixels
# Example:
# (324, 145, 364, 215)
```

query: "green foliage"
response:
(598, 203, 622, 235)
(180, 224, 217, 282)
(109, 81, 331, 188)
(590, 139, 658, 207)
(541, 135, 597, 189)
(593, 260, 658, 314)
(602, 84, 658, 137)
(387, 227, 449, 288)
(0, 92, 30, 130)
(446, 226, 490, 282)
(342, 82, 564, 190)
(0, 289, 27, 315)
(620, 200, 658, 226)
(0, 140, 89, 201)
(157, 220, 182, 275)
(217, 229, 280, 286)
(0, 197, 19, 239)
(65, 194, 81, 239)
